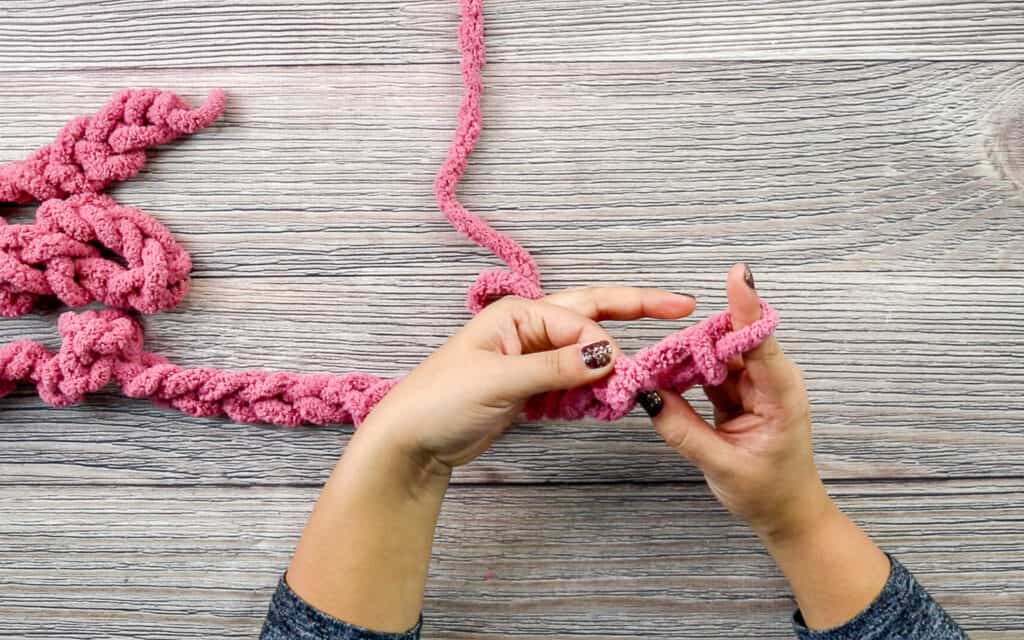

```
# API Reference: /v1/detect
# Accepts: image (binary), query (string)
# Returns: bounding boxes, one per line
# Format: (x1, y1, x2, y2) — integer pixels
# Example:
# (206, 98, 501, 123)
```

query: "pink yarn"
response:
(0, 309, 399, 425)
(0, 193, 191, 317)
(0, 88, 225, 204)
(435, 0, 544, 313)
(0, 0, 778, 426)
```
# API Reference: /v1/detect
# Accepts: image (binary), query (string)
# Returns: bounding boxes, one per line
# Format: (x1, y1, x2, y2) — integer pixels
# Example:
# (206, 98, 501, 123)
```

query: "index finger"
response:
(544, 286, 697, 322)
(465, 295, 619, 356)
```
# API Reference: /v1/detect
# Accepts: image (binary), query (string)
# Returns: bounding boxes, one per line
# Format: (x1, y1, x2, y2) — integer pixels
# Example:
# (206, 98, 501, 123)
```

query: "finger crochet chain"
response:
(0, 0, 778, 426)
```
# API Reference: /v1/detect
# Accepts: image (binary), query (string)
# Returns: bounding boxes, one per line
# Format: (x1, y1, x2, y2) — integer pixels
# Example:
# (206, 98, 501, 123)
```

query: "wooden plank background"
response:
(1, 1, 1022, 637)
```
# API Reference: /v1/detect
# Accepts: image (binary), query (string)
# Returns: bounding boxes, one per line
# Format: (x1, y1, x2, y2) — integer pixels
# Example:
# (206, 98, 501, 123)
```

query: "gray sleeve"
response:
(259, 574, 421, 640)
(793, 555, 967, 640)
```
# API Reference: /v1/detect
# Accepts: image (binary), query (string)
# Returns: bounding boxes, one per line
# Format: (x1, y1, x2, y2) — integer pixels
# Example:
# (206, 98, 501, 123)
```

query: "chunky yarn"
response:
(0, 304, 774, 425)
(0, 309, 398, 425)
(0, 88, 225, 204)
(0, 193, 191, 317)
(435, 0, 544, 313)
(0, 0, 778, 427)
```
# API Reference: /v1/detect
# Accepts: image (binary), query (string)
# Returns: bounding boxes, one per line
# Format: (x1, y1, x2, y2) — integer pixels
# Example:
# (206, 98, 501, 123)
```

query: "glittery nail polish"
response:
(636, 391, 664, 418)
(581, 340, 612, 369)
(743, 265, 756, 290)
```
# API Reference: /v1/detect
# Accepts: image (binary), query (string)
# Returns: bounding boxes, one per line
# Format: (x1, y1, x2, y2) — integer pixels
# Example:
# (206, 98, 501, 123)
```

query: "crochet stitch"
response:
(0, 193, 191, 317)
(0, 88, 226, 204)
(0, 0, 778, 426)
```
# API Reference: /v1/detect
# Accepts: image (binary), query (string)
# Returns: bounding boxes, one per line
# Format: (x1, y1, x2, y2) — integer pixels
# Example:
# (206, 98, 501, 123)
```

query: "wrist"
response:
(754, 480, 835, 547)
(754, 486, 891, 631)
(349, 415, 453, 502)
(288, 413, 449, 633)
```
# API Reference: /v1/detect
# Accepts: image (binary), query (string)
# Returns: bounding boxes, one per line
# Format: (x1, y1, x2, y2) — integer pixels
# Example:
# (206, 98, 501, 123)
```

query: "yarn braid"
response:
(0, 310, 398, 425)
(0, 0, 779, 427)
(0, 88, 225, 204)
(0, 193, 191, 317)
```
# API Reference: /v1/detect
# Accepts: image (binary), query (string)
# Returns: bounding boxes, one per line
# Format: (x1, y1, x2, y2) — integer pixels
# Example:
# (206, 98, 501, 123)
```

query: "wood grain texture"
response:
(2, 3, 1023, 636)
(2, 63, 1021, 276)
(0, 480, 1020, 639)
(1, 0, 1022, 72)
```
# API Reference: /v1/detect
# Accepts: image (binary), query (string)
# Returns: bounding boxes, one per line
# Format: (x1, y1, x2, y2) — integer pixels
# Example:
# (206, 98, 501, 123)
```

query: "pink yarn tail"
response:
(0, 89, 225, 204)
(436, 0, 544, 313)
(0, 309, 399, 427)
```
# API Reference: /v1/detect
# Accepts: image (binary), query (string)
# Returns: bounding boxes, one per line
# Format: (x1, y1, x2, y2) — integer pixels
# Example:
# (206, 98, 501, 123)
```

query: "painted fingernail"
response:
(743, 264, 756, 290)
(637, 390, 664, 418)
(581, 340, 612, 369)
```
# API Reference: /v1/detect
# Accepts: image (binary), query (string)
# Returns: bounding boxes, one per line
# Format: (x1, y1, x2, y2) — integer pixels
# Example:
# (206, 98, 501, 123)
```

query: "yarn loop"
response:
(466, 269, 545, 312)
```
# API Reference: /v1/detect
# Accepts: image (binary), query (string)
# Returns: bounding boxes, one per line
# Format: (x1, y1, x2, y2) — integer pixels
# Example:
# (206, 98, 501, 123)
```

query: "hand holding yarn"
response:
(363, 286, 697, 469)
(649, 264, 826, 543)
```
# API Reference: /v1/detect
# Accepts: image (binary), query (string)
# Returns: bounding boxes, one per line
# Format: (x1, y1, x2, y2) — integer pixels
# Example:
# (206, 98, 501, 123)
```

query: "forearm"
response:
(758, 485, 891, 631)
(286, 418, 451, 633)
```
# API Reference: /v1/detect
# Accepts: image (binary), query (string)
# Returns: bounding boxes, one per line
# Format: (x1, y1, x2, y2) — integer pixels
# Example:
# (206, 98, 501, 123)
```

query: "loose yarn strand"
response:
(0, 1, 778, 427)
(437, 0, 545, 313)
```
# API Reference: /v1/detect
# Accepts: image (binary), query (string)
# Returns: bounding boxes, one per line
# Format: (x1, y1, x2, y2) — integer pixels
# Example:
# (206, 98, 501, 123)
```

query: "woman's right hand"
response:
(648, 263, 896, 631)
(646, 263, 831, 542)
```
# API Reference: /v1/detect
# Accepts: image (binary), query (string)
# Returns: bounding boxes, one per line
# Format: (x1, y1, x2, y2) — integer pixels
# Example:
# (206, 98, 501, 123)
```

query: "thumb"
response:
(505, 339, 616, 397)
(727, 263, 788, 389)
(645, 390, 733, 474)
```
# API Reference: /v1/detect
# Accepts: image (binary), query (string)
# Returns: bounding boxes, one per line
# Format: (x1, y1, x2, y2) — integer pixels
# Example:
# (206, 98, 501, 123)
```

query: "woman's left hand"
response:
(288, 286, 696, 632)
(364, 287, 697, 470)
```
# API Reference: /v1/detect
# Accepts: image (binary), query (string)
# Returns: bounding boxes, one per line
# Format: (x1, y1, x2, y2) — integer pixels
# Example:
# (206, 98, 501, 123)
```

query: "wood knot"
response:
(987, 98, 1024, 192)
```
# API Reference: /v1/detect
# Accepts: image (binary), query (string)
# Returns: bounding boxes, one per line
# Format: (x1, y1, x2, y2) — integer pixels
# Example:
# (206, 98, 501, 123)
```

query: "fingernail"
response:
(675, 292, 696, 301)
(743, 264, 756, 290)
(581, 340, 612, 369)
(636, 390, 664, 418)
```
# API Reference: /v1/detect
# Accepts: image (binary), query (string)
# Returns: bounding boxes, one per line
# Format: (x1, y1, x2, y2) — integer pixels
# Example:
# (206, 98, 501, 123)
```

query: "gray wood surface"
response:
(1, 1, 1022, 71)
(1, 481, 1021, 639)
(1, 1, 1022, 637)
(2, 62, 1022, 275)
